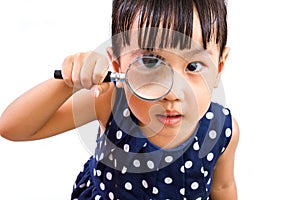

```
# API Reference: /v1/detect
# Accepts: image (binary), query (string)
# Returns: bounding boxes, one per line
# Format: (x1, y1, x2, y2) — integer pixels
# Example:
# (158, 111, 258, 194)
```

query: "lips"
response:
(156, 110, 183, 126)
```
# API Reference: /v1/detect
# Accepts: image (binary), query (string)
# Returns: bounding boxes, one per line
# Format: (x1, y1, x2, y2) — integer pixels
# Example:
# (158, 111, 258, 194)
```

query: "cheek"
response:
(188, 79, 212, 119)
(197, 89, 211, 115)
(124, 89, 153, 125)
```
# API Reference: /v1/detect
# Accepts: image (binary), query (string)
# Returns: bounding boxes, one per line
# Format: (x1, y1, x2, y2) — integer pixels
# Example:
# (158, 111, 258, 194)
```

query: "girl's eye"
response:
(142, 57, 159, 68)
(139, 54, 163, 68)
(185, 62, 205, 73)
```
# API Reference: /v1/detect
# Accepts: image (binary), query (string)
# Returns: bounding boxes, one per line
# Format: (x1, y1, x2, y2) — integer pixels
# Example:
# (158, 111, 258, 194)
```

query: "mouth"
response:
(156, 110, 183, 126)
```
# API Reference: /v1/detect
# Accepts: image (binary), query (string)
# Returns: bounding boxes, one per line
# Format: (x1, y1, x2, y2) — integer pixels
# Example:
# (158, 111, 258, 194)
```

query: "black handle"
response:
(54, 70, 63, 79)
(54, 70, 112, 82)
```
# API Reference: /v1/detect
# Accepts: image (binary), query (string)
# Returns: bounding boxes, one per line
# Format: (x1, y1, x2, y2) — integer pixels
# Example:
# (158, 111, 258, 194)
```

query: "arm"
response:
(210, 117, 240, 200)
(0, 78, 75, 141)
(0, 52, 112, 141)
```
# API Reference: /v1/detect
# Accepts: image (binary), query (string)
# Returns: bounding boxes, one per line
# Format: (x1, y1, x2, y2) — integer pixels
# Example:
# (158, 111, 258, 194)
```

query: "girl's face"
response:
(113, 11, 228, 149)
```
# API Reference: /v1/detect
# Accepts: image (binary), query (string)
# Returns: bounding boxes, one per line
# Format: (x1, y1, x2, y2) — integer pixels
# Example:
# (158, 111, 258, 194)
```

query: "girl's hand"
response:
(61, 51, 110, 92)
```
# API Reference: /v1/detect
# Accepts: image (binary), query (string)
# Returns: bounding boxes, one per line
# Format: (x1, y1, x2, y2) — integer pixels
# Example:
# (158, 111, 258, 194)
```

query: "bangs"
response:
(137, 0, 193, 51)
(112, 0, 227, 58)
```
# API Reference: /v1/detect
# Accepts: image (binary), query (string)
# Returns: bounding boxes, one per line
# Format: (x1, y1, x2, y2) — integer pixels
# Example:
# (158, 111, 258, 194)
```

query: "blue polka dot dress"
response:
(71, 88, 232, 200)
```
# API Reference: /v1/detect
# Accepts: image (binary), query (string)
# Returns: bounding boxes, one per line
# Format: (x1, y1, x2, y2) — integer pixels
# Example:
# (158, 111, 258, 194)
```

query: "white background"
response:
(0, 0, 299, 199)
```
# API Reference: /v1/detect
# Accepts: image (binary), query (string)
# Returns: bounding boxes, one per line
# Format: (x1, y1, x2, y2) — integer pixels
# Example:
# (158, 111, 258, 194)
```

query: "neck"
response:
(141, 124, 198, 149)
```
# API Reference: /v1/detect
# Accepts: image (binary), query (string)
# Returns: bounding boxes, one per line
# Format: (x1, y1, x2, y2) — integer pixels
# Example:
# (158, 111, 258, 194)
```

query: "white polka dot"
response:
(95, 195, 101, 200)
(99, 153, 104, 160)
(206, 112, 214, 120)
(185, 161, 193, 169)
(114, 159, 117, 168)
(180, 166, 185, 173)
(109, 192, 114, 200)
(193, 141, 200, 151)
(207, 153, 214, 161)
(133, 159, 141, 167)
(93, 168, 96, 176)
(201, 166, 205, 173)
(96, 170, 101, 177)
(225, 128, 232, 137)
(221, 147, 226, 153)
(121, 166, 127, 174)
(116, 130, 122, 139)
(209, 130, 217, 139)
(223, 108, 229, 115)
(147, 160, 155, 169)
(196, 197, 202, 200)
(100, 182, 105, 190)
(152, 187, 159, 194)
(204, 171, 208, 177)
(124, 144, 130, 152)
(123, 108, 130, 117)
(87, 180, 91, 187)
(164, 177, 173, 184)
(143, 142, 148, 147)
(207, 178, 211, 185)
(125, 182, 132, 190)
(165, 156, 173, 163)
(191, 182, 199, 190)
(79, 183, 86, 188)
(106, 172, 112, 180)
(109, 153, 113, 161)
(142, 180, 148, 188)
(180, 188, 185, 195)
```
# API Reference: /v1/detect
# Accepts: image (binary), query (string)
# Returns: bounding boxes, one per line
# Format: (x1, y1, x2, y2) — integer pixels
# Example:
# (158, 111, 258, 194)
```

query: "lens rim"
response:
(125, 55, 174, 101)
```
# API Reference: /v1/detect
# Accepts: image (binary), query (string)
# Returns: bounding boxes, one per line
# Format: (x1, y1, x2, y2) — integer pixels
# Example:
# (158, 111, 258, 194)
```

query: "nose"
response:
(163, 89, 180, 101)
(162, 72, 185, 101)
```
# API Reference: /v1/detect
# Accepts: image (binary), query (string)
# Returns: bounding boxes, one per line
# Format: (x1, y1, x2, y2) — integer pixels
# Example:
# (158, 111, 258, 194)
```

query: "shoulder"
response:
(211, 102, 238, 139)
(231, 117, 240, 149)
(215, 114, 239, 165)
(221, 114, 239, 157)
(207, 102, 239, 159)
(227, 116, 240, 155)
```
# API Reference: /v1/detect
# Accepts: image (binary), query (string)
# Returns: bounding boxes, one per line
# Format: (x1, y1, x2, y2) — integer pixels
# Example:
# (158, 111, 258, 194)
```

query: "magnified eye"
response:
(185, 62, 204, 73)
(140, 55, 162, 68)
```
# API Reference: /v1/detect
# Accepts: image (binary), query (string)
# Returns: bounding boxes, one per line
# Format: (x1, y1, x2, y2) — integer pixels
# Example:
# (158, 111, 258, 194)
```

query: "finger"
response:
(72, 53, 85, 89)
(80, 52, 97, 89)
(92, 55, 109, 85)
(61, 55, 74, 87)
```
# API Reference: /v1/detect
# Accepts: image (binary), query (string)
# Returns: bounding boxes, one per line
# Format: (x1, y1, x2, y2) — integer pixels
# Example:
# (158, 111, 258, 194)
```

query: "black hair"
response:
(111, 0, 227, 59)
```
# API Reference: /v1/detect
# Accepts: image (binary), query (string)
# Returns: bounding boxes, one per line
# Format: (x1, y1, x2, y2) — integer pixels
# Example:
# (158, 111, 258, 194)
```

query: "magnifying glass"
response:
(54, 55, 174, 101)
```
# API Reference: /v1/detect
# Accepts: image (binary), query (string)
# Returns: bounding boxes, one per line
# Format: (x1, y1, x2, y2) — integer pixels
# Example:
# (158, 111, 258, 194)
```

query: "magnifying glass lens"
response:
(126, 56, 173, 101)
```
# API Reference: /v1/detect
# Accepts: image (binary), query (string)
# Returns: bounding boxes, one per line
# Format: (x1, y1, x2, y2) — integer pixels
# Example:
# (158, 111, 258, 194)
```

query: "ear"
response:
(214, 47, 230, 88)
(106, 47, 120, 72)
(106, 47, 124, 88)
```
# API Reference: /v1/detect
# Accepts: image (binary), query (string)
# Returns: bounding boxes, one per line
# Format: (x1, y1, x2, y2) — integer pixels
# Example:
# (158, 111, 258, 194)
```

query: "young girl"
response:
(0, 0, 239, 199)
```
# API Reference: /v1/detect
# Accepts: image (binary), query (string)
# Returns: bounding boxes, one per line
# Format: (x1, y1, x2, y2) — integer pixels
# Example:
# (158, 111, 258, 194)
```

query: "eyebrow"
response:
(181, 49, 203, 57)
(175, 48, 214, 60)
(131, 47, 213, 61)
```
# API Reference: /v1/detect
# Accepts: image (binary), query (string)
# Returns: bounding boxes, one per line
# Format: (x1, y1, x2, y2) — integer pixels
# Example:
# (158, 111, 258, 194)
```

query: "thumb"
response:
(93, 82, 110, 98)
